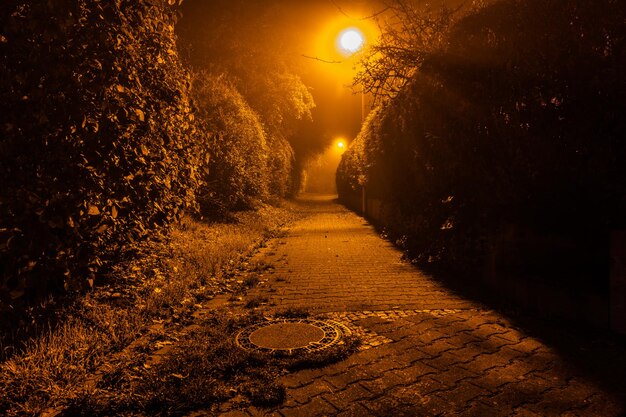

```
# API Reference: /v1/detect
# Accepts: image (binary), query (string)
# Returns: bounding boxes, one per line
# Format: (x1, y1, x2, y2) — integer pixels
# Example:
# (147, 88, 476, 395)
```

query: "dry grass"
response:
(0, 201, 300, 416)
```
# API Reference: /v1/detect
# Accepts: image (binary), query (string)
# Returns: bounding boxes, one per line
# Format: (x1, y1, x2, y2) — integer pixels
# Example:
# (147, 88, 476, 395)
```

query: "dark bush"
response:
(0, 0, 206, 303)
(191, 72, 269, 213)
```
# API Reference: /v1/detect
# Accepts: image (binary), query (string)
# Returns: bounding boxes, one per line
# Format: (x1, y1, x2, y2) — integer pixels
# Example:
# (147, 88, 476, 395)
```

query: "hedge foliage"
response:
(338, 0, 626, 281)
(0, 0, 208, 303)
(191, 72, 269, 213)
(175, 0, 316, 194)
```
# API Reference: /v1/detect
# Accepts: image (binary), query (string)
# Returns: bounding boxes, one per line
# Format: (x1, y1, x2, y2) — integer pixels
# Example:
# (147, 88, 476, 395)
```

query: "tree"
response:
(354, 0, 459, 101)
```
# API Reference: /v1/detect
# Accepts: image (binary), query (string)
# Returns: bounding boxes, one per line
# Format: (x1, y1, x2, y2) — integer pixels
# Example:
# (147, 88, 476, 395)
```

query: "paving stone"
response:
(437, 382, 488, 407)
(334, 403, 372, 417)
(431, 366, 480, 386)
(455, 400, 509, 417)
(411, 376, 446, 396)
(395, 361, 438, 381)
(421, 338, 458, 356)
(418, 393, 460, 415)
(323, 367, 372, 390)
(459, 353, 507, 373)
(368, 357, 405, 373)
(394, 347, 433, 364)
(323, 382, 376, 409)
(287, 380, 335, 404)
(447, 346, 483, 363)
(361, 395, 417, 416)
(359, 371, 406, 394)
(422, 351, 464, 370)
(481, 388, 536, 410)
(508, 337, 545, 354)
(510, 407, 546, 417)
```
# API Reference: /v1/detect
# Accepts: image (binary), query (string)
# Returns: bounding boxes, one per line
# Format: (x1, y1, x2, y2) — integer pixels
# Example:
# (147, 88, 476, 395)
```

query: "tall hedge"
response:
(338, 0, 626, 282)
(0, 0, 206, 303)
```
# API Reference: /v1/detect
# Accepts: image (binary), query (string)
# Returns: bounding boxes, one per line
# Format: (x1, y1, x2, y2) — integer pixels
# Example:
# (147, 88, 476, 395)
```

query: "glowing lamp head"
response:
(338, 28, 364, 55)
(334, 138, 347, 153)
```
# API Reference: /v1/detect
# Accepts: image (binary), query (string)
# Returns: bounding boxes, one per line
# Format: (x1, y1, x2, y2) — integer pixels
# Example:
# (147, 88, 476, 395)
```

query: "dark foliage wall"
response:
(0, 0, 208, 303)
(338, 0, 626, 288)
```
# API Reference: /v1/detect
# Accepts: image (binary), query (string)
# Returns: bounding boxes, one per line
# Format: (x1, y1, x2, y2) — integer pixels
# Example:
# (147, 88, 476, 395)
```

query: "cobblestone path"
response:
(233, 194, 626, 416)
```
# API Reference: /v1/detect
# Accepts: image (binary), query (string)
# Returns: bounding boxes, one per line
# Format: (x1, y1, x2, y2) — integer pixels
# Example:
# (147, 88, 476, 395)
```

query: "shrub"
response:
(191, 72, 269, 214)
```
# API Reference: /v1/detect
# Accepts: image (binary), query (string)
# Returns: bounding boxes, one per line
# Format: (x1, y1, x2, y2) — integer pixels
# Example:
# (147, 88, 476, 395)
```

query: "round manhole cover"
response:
(236, 318, 349, 354)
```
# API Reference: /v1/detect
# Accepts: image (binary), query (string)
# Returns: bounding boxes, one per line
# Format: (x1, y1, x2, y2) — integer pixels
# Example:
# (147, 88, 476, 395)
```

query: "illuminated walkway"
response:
(234, 194, 625, 416)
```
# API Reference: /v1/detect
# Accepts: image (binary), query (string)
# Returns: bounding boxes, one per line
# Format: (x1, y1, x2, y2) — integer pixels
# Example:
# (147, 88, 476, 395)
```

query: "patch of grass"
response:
(244, 296, 270, 309)
(65, 311, 360, 416)
(274, 307, 310, 319)
(0, 313, 143, 416)
(243, 275, 260, 288)
(0, 202, 301, 416)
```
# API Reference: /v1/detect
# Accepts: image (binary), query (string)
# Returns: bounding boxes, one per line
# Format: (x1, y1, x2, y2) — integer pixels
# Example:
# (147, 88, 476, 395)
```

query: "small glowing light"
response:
(334, 138, 347, 153)
(338, 28, 364, 54)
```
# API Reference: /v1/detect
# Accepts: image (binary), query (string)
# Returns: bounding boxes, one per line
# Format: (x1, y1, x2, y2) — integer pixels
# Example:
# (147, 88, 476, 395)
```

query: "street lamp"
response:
(336, 27, 367, 122)
(336, 28, 368, 211)
(338, 28, 364, 55)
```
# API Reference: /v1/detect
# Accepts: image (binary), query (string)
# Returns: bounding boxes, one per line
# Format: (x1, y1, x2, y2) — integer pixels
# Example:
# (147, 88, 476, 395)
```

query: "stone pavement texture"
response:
(235, 194, 626, 416)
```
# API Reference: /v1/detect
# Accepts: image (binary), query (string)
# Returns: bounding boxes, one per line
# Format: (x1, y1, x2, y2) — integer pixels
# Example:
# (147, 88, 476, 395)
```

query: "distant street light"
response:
(334, 138, 347, 154)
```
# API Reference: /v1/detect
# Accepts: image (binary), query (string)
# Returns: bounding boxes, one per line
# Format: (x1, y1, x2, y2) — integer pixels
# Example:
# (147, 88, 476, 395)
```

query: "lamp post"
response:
(338, 28, 366, 122)
(337, 27, 368, 212)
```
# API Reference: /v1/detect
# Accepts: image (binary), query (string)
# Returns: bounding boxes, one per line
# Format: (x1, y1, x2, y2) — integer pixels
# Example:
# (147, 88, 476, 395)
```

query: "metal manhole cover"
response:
(235, 318, 349, 354)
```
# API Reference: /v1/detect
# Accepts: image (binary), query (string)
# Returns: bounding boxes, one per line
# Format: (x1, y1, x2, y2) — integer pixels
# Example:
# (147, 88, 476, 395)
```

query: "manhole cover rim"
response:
(235, 318, 346, 354)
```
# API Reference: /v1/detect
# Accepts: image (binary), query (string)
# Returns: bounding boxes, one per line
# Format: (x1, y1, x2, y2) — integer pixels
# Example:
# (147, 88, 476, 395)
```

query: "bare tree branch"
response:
(301, 54, 343, 64)
(353, 0, 461, 102)
(328, 0, 390, 21)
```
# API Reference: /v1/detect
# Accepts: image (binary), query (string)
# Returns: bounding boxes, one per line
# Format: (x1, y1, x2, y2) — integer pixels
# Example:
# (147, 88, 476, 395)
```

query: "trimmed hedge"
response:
(338, 0, 626, 283)
(0, 0, 207, 303)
